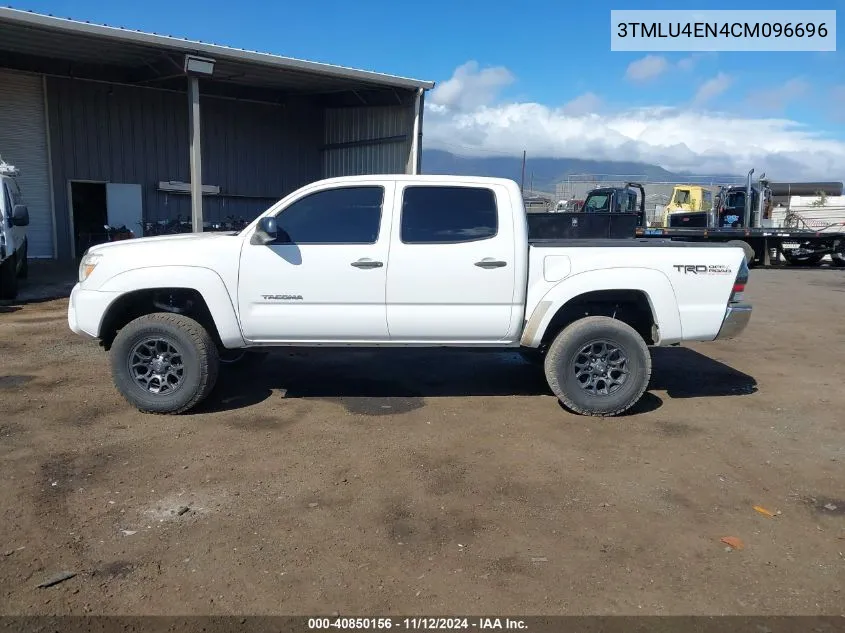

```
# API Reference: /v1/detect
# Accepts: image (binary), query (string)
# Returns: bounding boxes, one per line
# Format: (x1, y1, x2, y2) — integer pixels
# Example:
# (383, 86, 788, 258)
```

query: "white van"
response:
(0, 159, 30, 300)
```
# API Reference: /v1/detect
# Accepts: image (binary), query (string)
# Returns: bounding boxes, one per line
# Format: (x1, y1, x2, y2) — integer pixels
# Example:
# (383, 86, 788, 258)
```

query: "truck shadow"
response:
(196, 346, 757, 415)
(649, 347, 758, 398)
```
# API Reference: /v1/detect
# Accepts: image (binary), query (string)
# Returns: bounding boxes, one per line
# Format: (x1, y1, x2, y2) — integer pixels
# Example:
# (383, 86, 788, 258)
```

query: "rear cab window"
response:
(400, 186, 498, 244)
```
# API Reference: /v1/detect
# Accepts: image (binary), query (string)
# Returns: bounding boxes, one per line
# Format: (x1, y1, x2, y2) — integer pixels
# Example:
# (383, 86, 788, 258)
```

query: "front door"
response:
(238, 183, 393, 342)
(3, 179, 25, 256)
(386, 182, 517, 341)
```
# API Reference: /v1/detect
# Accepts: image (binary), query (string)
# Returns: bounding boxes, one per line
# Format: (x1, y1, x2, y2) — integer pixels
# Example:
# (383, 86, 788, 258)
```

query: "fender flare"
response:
(521, 268, 683, 348)
(97, 266, 245, 348)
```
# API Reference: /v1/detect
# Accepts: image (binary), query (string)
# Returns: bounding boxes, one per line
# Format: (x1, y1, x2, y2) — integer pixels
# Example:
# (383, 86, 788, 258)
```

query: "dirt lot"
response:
(1, 269, 844, 616)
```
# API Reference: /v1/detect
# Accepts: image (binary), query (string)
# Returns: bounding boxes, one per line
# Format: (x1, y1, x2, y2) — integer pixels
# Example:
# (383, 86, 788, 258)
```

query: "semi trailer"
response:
(637, 170, 845, 267)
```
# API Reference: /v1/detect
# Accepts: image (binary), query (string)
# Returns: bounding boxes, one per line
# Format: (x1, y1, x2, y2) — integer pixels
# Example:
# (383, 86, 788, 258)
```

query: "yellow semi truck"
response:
(660, 185, 715, 227)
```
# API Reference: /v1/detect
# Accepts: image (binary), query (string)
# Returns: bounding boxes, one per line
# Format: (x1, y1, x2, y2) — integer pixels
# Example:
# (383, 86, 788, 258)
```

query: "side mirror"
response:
(250, 216, 278, 245)
(249, 216, 295, 245)
(12, 204, 29, 227)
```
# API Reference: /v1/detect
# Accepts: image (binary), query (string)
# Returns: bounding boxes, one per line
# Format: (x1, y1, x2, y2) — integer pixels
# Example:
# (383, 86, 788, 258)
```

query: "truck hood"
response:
(86, 232, 236, 254)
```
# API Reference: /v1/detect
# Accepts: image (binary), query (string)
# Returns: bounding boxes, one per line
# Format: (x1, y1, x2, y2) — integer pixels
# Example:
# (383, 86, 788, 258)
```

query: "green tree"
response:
(810, 190, 828, 207)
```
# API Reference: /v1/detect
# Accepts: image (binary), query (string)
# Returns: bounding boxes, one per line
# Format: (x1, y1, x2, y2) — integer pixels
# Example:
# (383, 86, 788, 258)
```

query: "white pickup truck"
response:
(68, 175, 752, 417)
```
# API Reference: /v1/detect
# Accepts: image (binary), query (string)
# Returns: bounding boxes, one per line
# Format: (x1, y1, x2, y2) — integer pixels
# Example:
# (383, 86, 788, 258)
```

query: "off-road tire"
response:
(0, 255, 18, 300)
(543, 316, 651, 417)
(110, 312, 219, 414)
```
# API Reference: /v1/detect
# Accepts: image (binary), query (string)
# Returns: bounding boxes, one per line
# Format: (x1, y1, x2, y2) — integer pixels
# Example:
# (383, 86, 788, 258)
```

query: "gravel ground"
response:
(0, 269, 843, 615)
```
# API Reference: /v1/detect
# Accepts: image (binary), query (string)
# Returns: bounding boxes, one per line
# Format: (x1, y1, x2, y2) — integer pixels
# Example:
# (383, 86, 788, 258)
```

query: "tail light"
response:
(730, 258, 749, 303)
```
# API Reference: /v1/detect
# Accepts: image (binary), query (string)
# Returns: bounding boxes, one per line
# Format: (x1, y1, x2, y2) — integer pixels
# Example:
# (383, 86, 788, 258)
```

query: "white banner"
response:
(611, 10, 836, 51)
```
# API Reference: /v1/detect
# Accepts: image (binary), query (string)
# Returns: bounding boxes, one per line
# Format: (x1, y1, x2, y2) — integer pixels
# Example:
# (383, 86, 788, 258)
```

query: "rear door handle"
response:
(350, 259, 383, 269)
(475, 258, 507, 269)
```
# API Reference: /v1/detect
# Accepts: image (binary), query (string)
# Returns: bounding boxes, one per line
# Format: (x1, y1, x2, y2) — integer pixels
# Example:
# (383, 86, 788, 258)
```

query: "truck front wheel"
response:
(543, 316, 652, 417)
(110, 313, 220, 414)
(0, 255, 18, 300)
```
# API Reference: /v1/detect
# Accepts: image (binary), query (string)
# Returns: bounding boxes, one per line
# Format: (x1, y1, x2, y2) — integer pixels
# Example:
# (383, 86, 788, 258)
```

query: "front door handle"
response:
(351, 259, 383, 269)
(475, 258, 507, 269)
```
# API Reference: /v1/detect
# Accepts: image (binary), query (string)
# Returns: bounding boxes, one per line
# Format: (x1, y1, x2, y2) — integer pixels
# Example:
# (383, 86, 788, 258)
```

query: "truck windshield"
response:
(725, 192, 745, 209)
(584, 194, 610, 212)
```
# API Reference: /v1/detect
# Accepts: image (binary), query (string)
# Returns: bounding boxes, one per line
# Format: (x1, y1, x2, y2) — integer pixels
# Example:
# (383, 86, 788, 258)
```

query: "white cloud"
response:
(693, 72, 732, 105)
(625, 55, 670, 81)
(676, 54, 703, 71)
(628, 52, 714, 79)
(830, 85, 845, 121)
(424, 63, 845, 179)
(429, 60, 514, 111)
(425, 103, 845, 180)
(746, 78, 810, 112)
(561, 92, 602, 116)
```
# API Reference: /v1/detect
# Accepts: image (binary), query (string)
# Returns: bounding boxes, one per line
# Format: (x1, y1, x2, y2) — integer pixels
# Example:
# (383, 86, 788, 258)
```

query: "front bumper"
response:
(715, 302, 752, 340)
(68, 283, 119, 339)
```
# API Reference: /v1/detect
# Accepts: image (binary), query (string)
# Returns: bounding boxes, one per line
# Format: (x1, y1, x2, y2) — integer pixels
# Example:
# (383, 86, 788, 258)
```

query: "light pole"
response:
(184, 54, 215, 232)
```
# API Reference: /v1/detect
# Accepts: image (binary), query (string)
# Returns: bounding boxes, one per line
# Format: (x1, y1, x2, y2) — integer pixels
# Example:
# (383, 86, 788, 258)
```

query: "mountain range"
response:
(420, 149, 735, 195)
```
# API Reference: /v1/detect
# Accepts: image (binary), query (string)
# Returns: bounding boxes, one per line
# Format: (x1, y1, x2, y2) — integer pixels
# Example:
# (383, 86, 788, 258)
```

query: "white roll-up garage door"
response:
(0, 69, 54, 258)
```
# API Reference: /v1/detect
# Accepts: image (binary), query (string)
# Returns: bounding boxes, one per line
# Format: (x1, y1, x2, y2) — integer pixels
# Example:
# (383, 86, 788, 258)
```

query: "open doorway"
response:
(69, 180, 144, 257)
(70, 181, 107, 258)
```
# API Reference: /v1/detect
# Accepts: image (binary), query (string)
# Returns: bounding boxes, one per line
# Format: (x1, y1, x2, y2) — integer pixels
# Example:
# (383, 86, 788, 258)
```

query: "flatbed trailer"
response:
(635, 225, 845, 267)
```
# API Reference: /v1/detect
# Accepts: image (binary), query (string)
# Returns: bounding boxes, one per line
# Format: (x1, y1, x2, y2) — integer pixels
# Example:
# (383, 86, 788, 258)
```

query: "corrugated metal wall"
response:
(46, 77, 323, 258)
(322, 105, 413, 177)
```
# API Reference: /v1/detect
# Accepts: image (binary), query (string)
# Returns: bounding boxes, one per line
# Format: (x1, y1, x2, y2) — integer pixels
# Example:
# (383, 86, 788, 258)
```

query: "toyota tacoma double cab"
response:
(68, 175, 752, 417)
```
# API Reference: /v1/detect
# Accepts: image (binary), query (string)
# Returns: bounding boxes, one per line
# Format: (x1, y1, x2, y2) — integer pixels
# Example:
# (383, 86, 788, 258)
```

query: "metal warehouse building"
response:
(0, 7, 433, 260)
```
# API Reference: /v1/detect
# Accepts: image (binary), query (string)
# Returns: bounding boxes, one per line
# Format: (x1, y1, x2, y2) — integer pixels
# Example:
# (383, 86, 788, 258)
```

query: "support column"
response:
(188, 76, 203, 232)
(406, 88, 424, 175)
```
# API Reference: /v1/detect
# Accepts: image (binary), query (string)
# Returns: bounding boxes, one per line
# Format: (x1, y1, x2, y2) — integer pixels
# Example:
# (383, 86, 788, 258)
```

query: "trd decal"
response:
(673, 264, 732, 275)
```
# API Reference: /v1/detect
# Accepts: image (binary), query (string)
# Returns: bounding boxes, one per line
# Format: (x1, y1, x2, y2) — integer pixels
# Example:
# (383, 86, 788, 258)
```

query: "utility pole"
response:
(520, 150, 526, 193)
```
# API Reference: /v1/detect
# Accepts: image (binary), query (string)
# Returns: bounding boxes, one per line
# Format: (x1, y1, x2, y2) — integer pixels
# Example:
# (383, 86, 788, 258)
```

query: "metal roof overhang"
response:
(0, 8, 434, 104)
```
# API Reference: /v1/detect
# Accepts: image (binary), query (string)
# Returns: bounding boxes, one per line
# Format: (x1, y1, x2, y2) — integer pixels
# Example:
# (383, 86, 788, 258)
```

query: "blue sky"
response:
(11, 0, 845, 177)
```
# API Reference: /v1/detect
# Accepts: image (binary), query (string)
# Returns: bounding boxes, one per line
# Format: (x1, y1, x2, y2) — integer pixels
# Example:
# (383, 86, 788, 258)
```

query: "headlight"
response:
(78, 252, 103, 282)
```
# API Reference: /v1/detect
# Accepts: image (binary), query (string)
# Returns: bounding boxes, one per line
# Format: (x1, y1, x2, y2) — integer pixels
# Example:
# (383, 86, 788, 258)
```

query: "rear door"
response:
(238, 182, 394, 342)
(386, 182, 517, 341)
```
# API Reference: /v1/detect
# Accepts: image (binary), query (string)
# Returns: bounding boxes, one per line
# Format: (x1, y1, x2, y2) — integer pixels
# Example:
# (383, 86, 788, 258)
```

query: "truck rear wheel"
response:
(110, 312, 219, 414)
(543, 316, 651, 417)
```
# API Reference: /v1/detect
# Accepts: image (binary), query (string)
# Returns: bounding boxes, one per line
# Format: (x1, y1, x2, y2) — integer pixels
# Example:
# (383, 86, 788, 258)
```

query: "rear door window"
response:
(401, 186, 497, 244)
